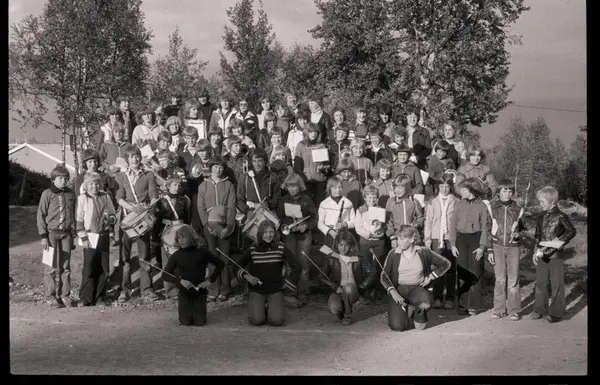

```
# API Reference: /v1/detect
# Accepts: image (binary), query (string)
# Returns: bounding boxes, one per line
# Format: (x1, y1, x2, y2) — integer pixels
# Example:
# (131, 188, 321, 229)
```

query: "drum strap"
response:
(166, 197, 180, 221)
(249, 174, 262, 202)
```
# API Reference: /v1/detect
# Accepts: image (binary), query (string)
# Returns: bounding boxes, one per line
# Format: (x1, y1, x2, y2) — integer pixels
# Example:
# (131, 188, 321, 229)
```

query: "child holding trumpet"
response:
(277, 173, 318, 303)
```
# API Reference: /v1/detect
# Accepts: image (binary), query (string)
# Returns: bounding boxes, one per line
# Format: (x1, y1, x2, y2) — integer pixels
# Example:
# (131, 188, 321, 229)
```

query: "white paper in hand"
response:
(78, 233, 100, 248)
(284, 203, 303, 219)
(140, 144, 154, 159)
(311, 148, 329, 162)
(539, 240, 565, 249)
(42, 247, 56, 267)
(368, 206, 386, 222)
(319, 245, 333, 255)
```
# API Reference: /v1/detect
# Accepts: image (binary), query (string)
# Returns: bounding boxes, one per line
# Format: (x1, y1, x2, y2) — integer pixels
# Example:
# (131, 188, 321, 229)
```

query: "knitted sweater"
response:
(235, 241, 301, 295)
(163, 246, 225, 298)
(37, 185, 77, 238)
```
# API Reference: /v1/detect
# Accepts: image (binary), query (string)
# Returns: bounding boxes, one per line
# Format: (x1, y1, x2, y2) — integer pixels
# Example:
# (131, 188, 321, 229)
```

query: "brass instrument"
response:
(281, 216, 311, 235)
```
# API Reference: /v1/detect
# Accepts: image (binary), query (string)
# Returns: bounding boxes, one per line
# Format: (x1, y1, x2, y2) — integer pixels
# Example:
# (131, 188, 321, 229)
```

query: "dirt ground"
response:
(9, 206, 588, 375)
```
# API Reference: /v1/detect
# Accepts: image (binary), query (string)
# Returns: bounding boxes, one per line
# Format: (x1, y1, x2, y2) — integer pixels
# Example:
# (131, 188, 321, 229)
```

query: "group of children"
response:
(36, 89, 577, 331)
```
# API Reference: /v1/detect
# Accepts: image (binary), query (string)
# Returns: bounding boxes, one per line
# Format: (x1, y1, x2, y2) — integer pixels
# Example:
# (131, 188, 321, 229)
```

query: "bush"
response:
(9, 160, 52, 206)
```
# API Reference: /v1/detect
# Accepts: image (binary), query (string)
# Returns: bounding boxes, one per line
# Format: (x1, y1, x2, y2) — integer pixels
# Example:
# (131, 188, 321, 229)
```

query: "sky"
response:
(8, 0, 587, 148)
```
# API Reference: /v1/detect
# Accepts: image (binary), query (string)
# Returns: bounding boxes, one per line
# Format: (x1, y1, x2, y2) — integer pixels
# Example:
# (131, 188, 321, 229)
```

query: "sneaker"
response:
(217, 294, 229, 302)
(143, 292, 160, 302)
(341, 317, 352, 326)
(78, 300, 94, 307)
(432, 299, 442, 309)
(48, 298, 64, 309)
(207, 295, 217, 302)
(284, 296, 304, 309)
(467, 308, 479, 316)
(457, 306, 469, 315)
(443, 300, 454, 310)
(117, 290, 130, 304)
(491, 312, 505, 319)
(544, 314, 560, 323)
(509, 314, 521, 321)
(529, 312, 543, 320)
(61, 296, 76, 308)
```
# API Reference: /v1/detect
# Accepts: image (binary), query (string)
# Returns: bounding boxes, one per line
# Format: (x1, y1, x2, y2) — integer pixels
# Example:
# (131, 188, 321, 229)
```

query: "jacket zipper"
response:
(503, 206, 507, 245)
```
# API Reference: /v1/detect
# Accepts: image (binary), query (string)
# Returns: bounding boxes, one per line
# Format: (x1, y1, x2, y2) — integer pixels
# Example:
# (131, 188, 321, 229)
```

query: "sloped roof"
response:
(9, 143, 77, 172)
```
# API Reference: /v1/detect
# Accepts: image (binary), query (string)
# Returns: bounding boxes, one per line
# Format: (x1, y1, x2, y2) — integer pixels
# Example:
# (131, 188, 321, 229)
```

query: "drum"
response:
(242, 205, 280, 242)
(121, 210, 156, 239)
(207, 205, 228, 234)
(161, 222, 187, 257)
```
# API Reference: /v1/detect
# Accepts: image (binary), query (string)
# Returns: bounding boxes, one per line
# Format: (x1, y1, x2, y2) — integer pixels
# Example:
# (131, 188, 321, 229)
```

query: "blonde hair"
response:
(350, 138, 366, 150)
(270, 145, 290, 164)
(392, 174, 413, 195)
(536, 186, 559, 205)
(282, 173, 306, 191)
(396, 224, 421, 244)
(82, 172, 103, 193)
(174, 225, 199, 249)
(362, 185, 379, 199)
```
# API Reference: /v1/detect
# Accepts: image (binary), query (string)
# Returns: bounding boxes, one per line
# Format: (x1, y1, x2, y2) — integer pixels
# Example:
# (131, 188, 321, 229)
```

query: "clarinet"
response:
(336, 199, 345, 226)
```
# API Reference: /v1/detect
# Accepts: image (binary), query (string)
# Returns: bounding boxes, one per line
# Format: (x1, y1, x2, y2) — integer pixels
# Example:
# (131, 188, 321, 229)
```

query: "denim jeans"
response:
(283, 231, 312, 297)
(492, 244, 521, 315)
(328, 284, 359, 318)
(204, 229, 232, 298)
(387, 284, 432, 331)
(534, 258, 566, 318)
(44, 230, 73, 298)
(456, 232, 484, 309)
(431, 239, 457, 301)
(248, 291, 285, 326)
(120, 231, 153, 294)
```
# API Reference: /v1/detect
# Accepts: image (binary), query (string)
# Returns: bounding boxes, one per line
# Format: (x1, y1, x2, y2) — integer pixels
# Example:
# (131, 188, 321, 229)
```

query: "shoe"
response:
(284, 296, 304, 309)
(78, 300, 94, 307)
(491, 312, 505, 319)
(509, 314, 521, 321)
(207, 295, 217, 302)
(544, 314, 560, 323)
(217, 294, 228, 302)
(341, 317, 352, 326)
(117, 290, 129, 304)
(61, 296, 76, 308)
(111, 240, 121, 247)
(432, 299, 442, 309)
(467, 308, 479, 316)
(457, 306, 469, 315)
(96, 297, 111, 307)
(443, 300, 454, 310)
(48, 298, 64, 309)
(143, 292, 160, 302)
(529, 312, 543, 320)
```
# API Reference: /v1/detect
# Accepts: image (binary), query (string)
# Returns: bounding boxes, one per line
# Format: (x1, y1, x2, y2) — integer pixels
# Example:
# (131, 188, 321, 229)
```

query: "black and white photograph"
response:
(8, 0, 587, 376)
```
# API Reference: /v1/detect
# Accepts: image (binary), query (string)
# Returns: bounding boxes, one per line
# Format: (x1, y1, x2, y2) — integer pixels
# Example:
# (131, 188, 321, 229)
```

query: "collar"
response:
(127, 167, 144, 176)
(337, 254, 359, 264)
(395, 194, 411, 202)
(256, 240, 276, 252)
(50, 185, 69, 194)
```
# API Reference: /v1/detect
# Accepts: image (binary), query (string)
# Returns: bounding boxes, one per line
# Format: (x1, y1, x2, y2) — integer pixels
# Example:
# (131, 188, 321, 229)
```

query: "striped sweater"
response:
(235, 241, 301, 295)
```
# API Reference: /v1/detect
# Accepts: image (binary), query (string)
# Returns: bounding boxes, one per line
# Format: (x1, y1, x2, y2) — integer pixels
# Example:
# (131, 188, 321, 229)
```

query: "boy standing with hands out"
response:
(37, 166, 78, 308)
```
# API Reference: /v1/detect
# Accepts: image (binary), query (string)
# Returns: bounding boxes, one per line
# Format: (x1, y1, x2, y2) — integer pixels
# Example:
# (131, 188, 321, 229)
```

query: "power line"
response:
(508, 103, 587, 114)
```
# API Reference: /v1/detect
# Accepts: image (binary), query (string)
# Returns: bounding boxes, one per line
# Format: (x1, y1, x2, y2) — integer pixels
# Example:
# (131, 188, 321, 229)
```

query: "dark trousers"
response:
(162, 246, 178, 298)
(79, 233, 110, 304)
(358, 237, 387, 293)
(150, 222, 163, 267)
(120, 231, 154, 294)
(44, 230, 73, 298)
(283, 232, 312, 297)
(178, 293, 207, 326)
(306, 180, 327, 209)
(431, 239, 457, 301)
(204, 229, 232, 298)
(387, 284, 432, 331)
(328, 284, 359, 319)
(248, 291, 285, 326)
(456, 232, 484, 309)
(534, 258, 566, 318)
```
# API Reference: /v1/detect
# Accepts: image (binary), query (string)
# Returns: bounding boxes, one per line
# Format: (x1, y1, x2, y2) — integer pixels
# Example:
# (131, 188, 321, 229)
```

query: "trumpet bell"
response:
(281, 225, 291, 235)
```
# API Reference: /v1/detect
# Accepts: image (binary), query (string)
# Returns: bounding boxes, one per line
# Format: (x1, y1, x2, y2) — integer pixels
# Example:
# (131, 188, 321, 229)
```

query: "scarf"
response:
(337, 254, 359, 286)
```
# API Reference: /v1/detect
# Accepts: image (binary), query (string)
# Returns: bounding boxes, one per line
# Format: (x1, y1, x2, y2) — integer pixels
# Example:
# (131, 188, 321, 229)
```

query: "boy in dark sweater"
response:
(37, 165, 78, 308)
(163, 225, 225, 326)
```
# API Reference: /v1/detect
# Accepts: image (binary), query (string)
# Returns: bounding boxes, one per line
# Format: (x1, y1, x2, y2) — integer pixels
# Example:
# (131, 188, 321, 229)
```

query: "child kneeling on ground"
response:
(234, 220, 302, 326)
(163, 225, 225, 326)
(320, 230, 377, 325)
(381, 225, 451, 331)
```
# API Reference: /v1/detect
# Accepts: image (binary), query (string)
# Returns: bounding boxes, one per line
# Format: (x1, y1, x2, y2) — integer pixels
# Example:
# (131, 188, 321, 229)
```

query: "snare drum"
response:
(161, 222, 187, 257)
(241, 206, 280, 242)
(121, 210, 156, 239)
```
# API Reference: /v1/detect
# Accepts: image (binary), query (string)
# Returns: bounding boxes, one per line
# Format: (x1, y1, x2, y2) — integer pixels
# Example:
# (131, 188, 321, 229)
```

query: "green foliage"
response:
(491, 116, 586, 205)
(310, 0, 529, 130)
(9, 0, 153, 167)
(148, 27, 209, 102)
(219, 0, 280, 110)
(9, 160, 52, 206)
